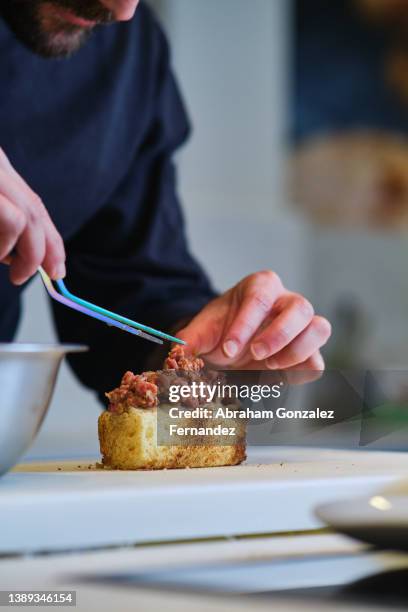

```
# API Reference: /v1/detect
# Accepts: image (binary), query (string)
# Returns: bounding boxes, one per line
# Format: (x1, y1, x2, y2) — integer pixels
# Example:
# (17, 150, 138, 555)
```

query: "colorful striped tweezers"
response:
(38, 267, 185, 346)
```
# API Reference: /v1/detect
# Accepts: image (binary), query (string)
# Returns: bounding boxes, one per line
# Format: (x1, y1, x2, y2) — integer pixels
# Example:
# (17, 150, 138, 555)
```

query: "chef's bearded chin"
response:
(0, 0, 113, 58)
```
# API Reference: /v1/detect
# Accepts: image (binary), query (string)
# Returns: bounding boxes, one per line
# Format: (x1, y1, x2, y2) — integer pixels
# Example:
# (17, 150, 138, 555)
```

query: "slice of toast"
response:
(99, 347, 246, 470)
(98, 405, 246, 470)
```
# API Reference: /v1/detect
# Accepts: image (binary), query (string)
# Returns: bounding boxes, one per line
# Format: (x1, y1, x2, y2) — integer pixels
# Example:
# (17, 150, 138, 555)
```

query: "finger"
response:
(0, 148, 17, 175)
(33, 197, 66, 279)
(219, 359, 273, 370)
(221, 271, 284, 360)
(42, 224, 66, 280)
(177, 297, 229, 357)
(0, 149, 35, 187)
(290, 350, 325, 371)
(9, 222, 46, 285)
(284, 352, 326, 385)
(0, 166, 34, 210)
(250, 294, 315, 361)
(0, 194, 26, 261)
(0, 167, 65, 279)
(265, 316, 331, 369)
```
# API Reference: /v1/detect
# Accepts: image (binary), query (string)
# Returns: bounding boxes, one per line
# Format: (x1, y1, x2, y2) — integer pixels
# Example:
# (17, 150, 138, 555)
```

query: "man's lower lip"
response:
(55, 8, 97, 28)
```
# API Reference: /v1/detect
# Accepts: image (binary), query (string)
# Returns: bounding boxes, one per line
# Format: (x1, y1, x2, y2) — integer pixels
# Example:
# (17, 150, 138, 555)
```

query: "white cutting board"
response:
(1, 447, 407, 554)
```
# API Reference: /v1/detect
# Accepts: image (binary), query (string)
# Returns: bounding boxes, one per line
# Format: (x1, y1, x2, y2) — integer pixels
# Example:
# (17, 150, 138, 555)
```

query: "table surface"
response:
(0, 533, 406, 612)
(2, 446, 408, 611)
(2, 446, 408, 553)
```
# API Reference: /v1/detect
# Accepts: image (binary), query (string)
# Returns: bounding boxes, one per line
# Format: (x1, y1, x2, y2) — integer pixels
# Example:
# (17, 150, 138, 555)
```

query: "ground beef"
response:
(155, 370, 202, 407)
(106, 372, 158, 412)
(164, 346, 204, 372)
(106, 348, 219, 412)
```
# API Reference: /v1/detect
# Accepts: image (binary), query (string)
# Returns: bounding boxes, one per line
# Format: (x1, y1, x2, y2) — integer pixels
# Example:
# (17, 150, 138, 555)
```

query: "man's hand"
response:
(0, 148, 65, 285)
(178, 271, 331, 372)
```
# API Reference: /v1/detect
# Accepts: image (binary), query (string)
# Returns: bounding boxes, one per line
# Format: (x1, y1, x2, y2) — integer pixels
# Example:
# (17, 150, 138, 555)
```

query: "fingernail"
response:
(223, 340, 239, 358)
(252, 342, 269, 360)
(53, 263, 66, 280)
(266, 357, 279, 369)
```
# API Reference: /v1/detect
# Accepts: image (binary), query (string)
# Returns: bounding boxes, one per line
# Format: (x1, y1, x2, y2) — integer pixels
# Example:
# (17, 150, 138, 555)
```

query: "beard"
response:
(0, 0, 114, 58)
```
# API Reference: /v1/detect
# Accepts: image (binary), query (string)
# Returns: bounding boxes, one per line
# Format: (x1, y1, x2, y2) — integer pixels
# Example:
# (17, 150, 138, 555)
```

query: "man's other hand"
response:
(0, 148, 65, 285)
(178, 270, 331, 373)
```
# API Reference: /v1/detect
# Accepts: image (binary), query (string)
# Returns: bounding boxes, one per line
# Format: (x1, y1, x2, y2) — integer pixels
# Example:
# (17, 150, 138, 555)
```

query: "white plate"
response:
(316, 479, 408, 550)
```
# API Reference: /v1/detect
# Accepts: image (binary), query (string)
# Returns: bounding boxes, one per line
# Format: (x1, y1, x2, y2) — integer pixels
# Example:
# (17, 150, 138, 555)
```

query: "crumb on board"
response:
(53, 463, 99, 472)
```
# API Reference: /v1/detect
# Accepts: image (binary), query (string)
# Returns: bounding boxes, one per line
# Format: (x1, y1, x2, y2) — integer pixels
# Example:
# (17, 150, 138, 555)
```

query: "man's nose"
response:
(100, 0, 139, 21)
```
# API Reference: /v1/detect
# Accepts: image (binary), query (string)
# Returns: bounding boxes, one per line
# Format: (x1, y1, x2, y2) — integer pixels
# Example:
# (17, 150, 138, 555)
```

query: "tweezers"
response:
(38, 267, 185, 346)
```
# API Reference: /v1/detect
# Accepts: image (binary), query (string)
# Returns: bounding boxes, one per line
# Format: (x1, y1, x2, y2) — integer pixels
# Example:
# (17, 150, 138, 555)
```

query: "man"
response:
(0, 0, 330, 401)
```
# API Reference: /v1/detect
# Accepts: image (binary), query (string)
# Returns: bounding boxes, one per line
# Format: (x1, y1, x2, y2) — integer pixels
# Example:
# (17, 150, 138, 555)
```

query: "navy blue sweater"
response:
(0, 3, 215, 400)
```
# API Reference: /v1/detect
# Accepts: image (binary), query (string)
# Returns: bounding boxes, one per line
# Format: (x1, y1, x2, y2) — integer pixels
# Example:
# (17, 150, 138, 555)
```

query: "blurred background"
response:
(19, 0, 408, 458)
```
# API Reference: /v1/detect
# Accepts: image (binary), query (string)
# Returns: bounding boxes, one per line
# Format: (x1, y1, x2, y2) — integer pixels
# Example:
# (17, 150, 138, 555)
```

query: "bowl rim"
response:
(0, 343, 88, 354)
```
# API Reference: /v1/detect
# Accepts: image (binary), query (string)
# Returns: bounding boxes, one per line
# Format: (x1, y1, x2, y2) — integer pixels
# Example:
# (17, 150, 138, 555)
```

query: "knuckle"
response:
(292, 295, 314, 319)
(14, 209, 26, 233)
(257, 269, 282, 288)
(27, 206, 39, 225)
(251, 290, 273, 314)
(244, 269, 282, 290)
(274, 325, 290, 347)
(10, 208, 27, 233)
(313, 316, 332, 340)
(4, 207, 26, 235)
(30, 194, 47, 219)
(31, 192, 43, 207)
(49, 232, 65, 256)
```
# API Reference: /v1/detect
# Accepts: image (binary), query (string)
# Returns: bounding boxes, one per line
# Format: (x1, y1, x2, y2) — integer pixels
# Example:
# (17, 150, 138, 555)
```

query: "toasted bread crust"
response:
(98, 407, 246, 470)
